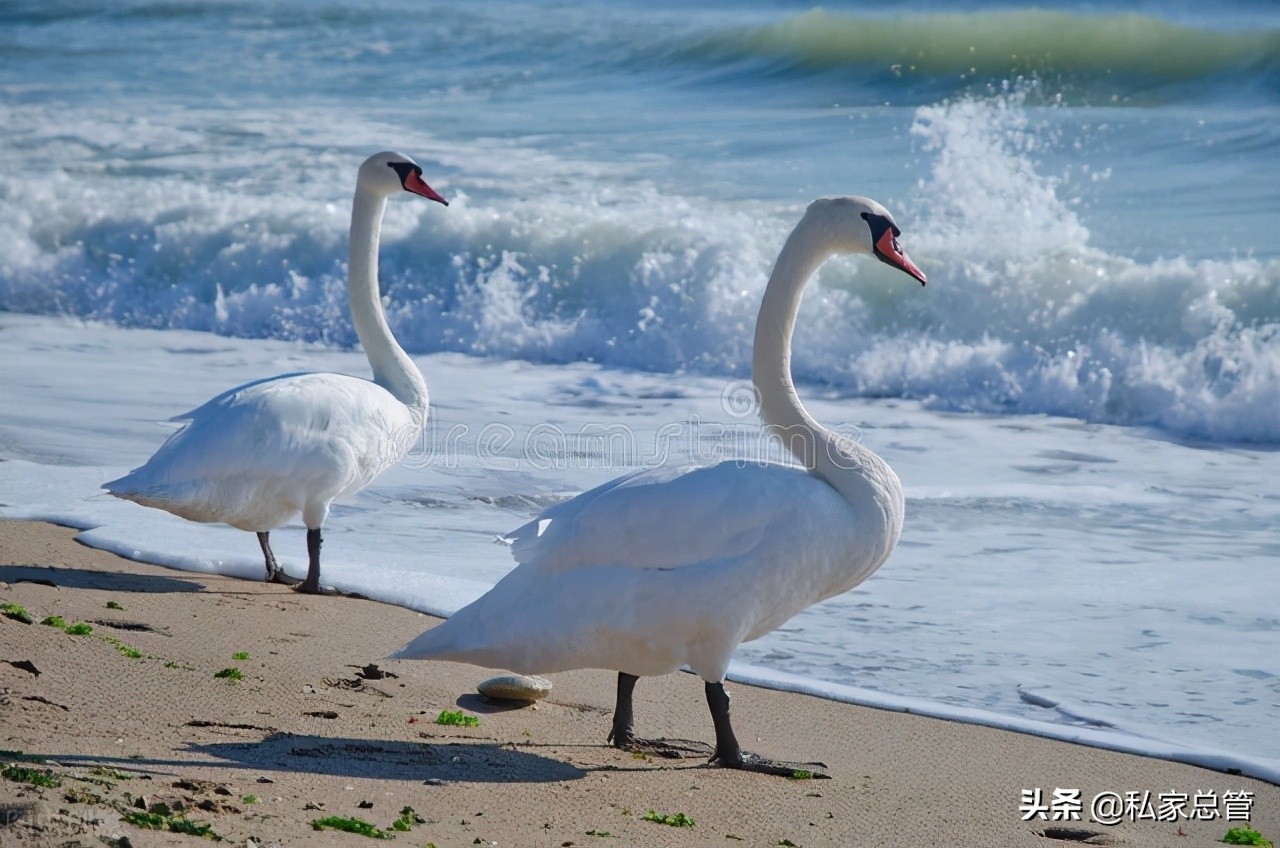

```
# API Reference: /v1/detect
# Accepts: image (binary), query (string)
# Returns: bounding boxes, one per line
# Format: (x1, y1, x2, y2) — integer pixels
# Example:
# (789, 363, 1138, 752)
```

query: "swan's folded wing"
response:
(108, 372, 412, 506)
(166, 372, 312, 422)
(505, 460, 820, 574)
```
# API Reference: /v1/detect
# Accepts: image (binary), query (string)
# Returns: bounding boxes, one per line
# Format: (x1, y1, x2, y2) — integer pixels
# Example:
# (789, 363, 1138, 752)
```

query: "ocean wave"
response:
(1, 89, 1278, 443)
(686, 8, 1280, 87)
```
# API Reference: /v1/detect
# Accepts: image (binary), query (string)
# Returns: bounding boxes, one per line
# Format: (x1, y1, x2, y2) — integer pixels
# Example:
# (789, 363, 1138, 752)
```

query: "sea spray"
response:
(884, 82, 1280, 440)
(1, 96, 1277, 440)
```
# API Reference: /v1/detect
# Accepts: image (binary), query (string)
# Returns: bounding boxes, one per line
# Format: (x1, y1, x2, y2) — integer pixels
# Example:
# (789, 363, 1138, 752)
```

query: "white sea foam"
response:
(730, 663, 1280, 785)
(2, 89, 1276, 442)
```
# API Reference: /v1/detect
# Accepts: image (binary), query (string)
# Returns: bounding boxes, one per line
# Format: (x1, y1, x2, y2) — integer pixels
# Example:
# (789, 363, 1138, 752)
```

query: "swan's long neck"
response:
(752, 215, 904, 549)
(349, 187, 429, 421)
(752, 222, 829, 454)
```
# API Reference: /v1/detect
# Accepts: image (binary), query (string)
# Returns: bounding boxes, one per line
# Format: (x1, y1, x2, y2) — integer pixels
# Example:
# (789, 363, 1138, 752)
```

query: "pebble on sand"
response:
(477, 674, 552, 702)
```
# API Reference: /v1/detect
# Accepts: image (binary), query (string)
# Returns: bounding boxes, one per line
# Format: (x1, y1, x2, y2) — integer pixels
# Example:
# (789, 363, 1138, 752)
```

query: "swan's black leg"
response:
(257, 532, 276, 580)
(705, 681, 829, 778)
(607, 672, 640, 748)
(292, 528, 353, 596)
(606, 672, 712, 759)
(258, 531, 299, 585)
(295, 528, 326, 594)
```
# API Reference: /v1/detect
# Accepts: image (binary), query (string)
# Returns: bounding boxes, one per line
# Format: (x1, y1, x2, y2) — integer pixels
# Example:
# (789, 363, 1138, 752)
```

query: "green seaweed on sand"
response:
(106, 601, 123, 610)
(1224, 826, 1274, 847)
(2, 763, 61, 788)
(643, 809, 694, 827)
(242, 794, 261, 805)
(390, 805, 424, 832)
(1, 602, 33, 624)
(100, 635, 142, 657)
(789, 769, 813, 779)
(122, 810, 166, 829)
(435, 709, 480, 727)
(213, 667, 243, 681)
(122, 809, 220, 839)
(232, 651, 249, 660)
(78, 766, 133, 787)
(311, 815, 392, 838)
(39, 615, 93, 635)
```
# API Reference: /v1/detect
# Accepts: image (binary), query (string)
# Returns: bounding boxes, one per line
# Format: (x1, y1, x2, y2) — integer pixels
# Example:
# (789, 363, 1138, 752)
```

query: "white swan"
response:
(394, 196, 926, 774)
(105, 151, 447, 594)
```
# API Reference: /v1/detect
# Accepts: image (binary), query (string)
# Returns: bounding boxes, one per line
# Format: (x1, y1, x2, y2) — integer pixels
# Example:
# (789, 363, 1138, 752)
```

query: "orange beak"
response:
(404, 171, 448, 206)
(874, 227, 926, 285)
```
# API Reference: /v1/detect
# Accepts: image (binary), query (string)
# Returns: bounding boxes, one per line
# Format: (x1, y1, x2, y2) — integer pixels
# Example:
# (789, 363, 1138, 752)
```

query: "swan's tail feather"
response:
(104, 471, 178, 505)
(103, 473, 225, 525)
(390, 625, 450, 661)
(390, 620, 512, 669)
(103, 471, 148, 500)
(389, 596, 565, 675)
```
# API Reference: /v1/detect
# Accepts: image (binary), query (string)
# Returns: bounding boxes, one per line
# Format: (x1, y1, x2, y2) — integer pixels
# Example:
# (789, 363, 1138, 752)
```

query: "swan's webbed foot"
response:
(709, 749, 830, 778)
(606, 672, 715, 759)
(293, 579, 340, 595)
(269, 569, 302, 587)
(257, 531, 300, 585)
(608, 729, 713, 760)
(633, 739, 715, 759)
(703, 679, 830, 778)
(606, 723, 633, 749)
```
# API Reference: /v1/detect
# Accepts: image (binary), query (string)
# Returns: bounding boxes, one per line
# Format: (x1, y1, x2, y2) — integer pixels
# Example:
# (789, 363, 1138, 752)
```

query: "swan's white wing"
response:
(397, 461, 884, 681)
(505, 461, 807, 574)
(165, 372, 311, 423)
(105, 372, 417, 530)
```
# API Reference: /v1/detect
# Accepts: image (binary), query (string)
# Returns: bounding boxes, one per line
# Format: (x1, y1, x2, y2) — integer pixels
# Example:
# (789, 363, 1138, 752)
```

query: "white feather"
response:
(106, 372, 417, 530)
(396, 460, 882, 681)
(395, 196, 924, 685)
(104, 151, 444, 587)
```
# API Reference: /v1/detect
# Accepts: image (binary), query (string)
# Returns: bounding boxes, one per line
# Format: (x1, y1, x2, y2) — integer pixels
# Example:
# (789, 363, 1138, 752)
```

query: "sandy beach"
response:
(0, 519, 1274, 847)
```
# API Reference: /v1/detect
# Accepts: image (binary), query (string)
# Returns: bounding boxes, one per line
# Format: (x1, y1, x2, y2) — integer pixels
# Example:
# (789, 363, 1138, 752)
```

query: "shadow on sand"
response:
(0, 564, 206, 594)
(41, 733, 589, 784)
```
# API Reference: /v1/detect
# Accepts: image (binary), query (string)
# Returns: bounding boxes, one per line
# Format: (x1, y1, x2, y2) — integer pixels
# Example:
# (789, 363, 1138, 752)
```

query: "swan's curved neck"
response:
(751, 215, 904, 539)
(349, 187, 429, 420)
(752, 221, 829, 456)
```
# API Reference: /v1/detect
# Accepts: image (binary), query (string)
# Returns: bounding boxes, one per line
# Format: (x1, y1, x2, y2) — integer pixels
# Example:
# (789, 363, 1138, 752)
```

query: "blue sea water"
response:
(3, 0, 1279, 438)
(1, 1, 1277, 776)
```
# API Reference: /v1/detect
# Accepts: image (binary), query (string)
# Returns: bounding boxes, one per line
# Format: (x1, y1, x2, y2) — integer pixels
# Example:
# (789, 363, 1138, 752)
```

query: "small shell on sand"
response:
(477, 674, 552, 702)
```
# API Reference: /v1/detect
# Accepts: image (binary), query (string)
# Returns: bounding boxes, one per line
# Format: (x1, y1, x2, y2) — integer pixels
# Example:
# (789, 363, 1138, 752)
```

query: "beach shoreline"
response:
(1, 518, 1276, 847)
